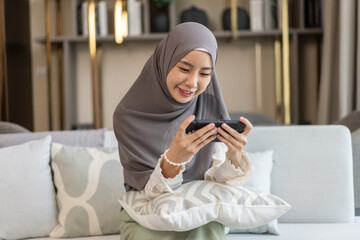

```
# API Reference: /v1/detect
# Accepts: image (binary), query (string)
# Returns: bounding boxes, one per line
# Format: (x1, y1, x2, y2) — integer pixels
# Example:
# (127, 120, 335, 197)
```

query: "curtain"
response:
(317, 0, 360, 124)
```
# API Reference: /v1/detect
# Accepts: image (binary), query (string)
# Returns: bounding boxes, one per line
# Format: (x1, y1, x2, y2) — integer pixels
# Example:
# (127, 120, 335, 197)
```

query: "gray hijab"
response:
(113, 22, 230, 191)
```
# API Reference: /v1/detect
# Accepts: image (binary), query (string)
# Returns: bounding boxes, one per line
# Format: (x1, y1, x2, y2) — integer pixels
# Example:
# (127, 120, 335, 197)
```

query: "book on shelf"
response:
(127, 0, 142, 36)
(77, 3, 83, 35)
(250, 0, 279, 31)
(250, 0, 264, 31)
(97, 1, 108, 36)
(264, 0, 278, 30)
(277, 0, 282, 29)
(305, 0, 322, 28)
(81, 1, 88, 36)
(77, 1, 108, 36)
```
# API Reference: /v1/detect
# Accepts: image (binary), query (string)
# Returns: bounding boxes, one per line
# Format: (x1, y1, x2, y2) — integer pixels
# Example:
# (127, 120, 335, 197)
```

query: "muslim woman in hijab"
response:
(113, 22, 253, 239)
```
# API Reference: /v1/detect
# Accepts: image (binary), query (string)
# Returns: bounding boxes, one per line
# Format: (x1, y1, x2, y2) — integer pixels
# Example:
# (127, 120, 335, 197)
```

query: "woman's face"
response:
(166, 50, 213, 104)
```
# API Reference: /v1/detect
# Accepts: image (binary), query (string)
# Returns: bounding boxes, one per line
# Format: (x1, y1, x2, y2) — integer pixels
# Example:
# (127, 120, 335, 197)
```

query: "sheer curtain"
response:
(317, 0, 360, 124)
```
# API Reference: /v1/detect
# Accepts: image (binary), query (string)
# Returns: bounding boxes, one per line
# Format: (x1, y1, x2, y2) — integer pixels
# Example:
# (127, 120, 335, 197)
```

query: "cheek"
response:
(198, 78, 211, 92)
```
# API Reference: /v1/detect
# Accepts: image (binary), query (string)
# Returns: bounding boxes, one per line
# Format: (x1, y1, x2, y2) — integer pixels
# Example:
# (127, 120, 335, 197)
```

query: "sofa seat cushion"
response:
(226, 223, 360, 240)
(30, 223, 360, 240)
(30, 235, 120, 240)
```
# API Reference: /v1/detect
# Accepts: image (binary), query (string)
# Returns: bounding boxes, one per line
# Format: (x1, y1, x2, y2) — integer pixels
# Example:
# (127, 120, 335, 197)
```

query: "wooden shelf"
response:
(35, 28, 323, 44)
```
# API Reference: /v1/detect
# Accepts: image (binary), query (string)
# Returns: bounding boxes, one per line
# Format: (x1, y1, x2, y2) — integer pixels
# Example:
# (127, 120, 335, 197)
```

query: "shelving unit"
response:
(36, 28, 322, 44)
(39, 0, 323, 130)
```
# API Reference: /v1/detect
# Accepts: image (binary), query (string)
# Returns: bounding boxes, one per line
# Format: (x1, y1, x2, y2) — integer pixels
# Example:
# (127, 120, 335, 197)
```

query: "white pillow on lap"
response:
(118, 179, 290, 232)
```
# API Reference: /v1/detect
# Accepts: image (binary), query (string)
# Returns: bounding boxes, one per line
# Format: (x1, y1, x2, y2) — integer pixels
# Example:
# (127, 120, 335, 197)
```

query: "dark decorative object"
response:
(150, 0, 170, 33)
(180, 6, 208, 27)
(222, 7, 250, 30)
(150, 0, 176, 32)
(152, 10, 169, 32)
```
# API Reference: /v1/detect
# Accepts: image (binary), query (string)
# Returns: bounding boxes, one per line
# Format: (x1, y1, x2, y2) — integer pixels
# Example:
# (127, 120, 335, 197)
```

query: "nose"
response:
(185, 72, 198, 89)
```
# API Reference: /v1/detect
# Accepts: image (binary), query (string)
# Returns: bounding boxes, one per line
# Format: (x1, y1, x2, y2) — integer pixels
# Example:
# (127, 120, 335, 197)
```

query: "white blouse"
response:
(144, 142, 253, 201)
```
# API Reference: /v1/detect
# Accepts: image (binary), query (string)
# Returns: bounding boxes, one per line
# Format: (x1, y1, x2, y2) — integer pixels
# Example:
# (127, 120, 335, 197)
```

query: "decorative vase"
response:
(152, 10, 169, 32)
(222, 7, 250, 30)
(180, 6, 208, 27)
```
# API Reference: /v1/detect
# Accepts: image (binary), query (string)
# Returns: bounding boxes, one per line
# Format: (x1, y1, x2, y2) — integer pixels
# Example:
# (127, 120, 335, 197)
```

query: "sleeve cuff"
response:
(143, 155, 185, 201)
(158, 156, 185, 189)
(225, 151, 253, 186)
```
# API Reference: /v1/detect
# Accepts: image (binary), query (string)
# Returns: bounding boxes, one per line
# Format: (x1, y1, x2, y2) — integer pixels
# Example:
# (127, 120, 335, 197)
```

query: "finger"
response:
(221, 123, 242, 142)
(216, 133, 237, 152)
(240, 117, 253, 135)
(217, 127, 240, 149)
(179, 115, 196, 133)
(191, 126, 217, 146)
(194, 134, 217, 152)
(188, 123, 216, 142)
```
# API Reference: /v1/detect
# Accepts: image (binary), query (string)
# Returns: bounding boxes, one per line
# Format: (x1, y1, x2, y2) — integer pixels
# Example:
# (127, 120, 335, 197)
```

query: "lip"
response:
(178, 87, 195, 97)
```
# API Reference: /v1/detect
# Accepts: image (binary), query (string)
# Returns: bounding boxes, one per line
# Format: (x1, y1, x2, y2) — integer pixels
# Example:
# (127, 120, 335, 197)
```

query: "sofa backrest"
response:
(104, 125, 355, 224)
(245, 125, 354, 224)
(0, 129, 105, 148)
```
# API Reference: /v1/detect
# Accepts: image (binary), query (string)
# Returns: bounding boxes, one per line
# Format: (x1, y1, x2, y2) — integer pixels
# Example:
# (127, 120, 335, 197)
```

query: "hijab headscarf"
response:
(113, 22, 230, 191)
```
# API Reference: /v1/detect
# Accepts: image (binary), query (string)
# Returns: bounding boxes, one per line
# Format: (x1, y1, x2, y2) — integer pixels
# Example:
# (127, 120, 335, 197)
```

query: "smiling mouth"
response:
(178, 87, 195, 97)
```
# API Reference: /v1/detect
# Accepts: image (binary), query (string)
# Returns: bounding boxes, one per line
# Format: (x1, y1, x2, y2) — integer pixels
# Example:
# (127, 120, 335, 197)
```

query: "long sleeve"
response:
(143, 153, 186, 201)
(143, 143, 252, 201)
(204, 142, 253, 186)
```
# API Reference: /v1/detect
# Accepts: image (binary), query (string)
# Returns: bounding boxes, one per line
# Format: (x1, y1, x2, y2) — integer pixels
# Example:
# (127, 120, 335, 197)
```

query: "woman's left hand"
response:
(216, 117, 253, 168)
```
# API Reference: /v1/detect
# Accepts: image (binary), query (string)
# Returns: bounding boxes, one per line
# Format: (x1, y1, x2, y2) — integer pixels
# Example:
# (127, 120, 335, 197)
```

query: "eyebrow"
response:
(179, 60, 213, 70)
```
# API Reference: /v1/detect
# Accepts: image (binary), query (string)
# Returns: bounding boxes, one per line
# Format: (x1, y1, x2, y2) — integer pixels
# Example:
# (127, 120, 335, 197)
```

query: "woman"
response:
(113, 22, 253, 240)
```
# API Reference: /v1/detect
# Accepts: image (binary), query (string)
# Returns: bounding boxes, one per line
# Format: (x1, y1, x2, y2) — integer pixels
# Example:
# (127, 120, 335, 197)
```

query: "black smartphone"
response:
(185, 120, 246, 142)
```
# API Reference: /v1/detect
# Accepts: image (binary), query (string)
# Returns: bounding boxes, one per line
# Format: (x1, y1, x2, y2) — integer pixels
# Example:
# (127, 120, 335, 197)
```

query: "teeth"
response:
(181, 89, 192, 94)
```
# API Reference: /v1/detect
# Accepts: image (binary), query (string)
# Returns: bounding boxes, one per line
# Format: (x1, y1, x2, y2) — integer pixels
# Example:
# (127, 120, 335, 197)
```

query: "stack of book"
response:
(77, 0, 143, 37)
(77, 1, 108, 36)
(250, 0, 323, 31)
(250, 0, 278, 31)
(304, 0, 323, 28)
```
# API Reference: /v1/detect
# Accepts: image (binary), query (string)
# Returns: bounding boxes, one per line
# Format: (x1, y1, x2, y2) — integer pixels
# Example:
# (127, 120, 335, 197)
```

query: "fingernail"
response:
(222, 123, 227, 128)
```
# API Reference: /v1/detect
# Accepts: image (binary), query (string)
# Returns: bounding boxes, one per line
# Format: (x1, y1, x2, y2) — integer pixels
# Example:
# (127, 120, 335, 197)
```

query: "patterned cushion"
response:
(118, 180, 291, 232)
(49, 143, 124, 238)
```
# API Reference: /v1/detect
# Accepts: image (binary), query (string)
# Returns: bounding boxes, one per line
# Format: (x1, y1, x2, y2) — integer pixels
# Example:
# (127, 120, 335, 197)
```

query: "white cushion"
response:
(0, 136, 58, 239)
(50, 143, 124, 238)
(118, 180, 291, 232)
(352, 128, 360, 210)
(230, 150, 280, 234)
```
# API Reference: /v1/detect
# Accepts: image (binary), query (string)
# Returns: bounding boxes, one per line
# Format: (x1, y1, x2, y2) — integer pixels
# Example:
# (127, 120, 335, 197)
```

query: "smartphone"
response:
(185, 120, 246, 142)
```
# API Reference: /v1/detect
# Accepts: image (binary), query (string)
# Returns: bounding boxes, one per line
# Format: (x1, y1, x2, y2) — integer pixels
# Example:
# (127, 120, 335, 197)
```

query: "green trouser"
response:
(120, 209, 226, 240)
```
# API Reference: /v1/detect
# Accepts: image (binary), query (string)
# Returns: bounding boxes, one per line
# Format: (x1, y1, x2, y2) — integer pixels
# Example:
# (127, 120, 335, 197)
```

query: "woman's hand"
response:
(216, 117, 253, 168)
(167, 115, 218, 164)
(162, 115, 218, 178)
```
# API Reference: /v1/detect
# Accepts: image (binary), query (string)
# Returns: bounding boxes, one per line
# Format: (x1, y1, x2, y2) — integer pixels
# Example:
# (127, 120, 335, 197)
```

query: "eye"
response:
(200, 73, 211, 77)
(178, 67, 189, 73)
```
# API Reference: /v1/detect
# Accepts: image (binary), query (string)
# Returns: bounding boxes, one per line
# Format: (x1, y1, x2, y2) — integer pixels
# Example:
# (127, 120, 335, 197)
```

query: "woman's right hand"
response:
(166, 115, 218, 165)
(161, 115, 217, 179)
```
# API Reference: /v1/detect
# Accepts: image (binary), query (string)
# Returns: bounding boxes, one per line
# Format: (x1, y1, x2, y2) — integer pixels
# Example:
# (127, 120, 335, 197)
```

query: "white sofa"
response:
(1, 125, 360, 240)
